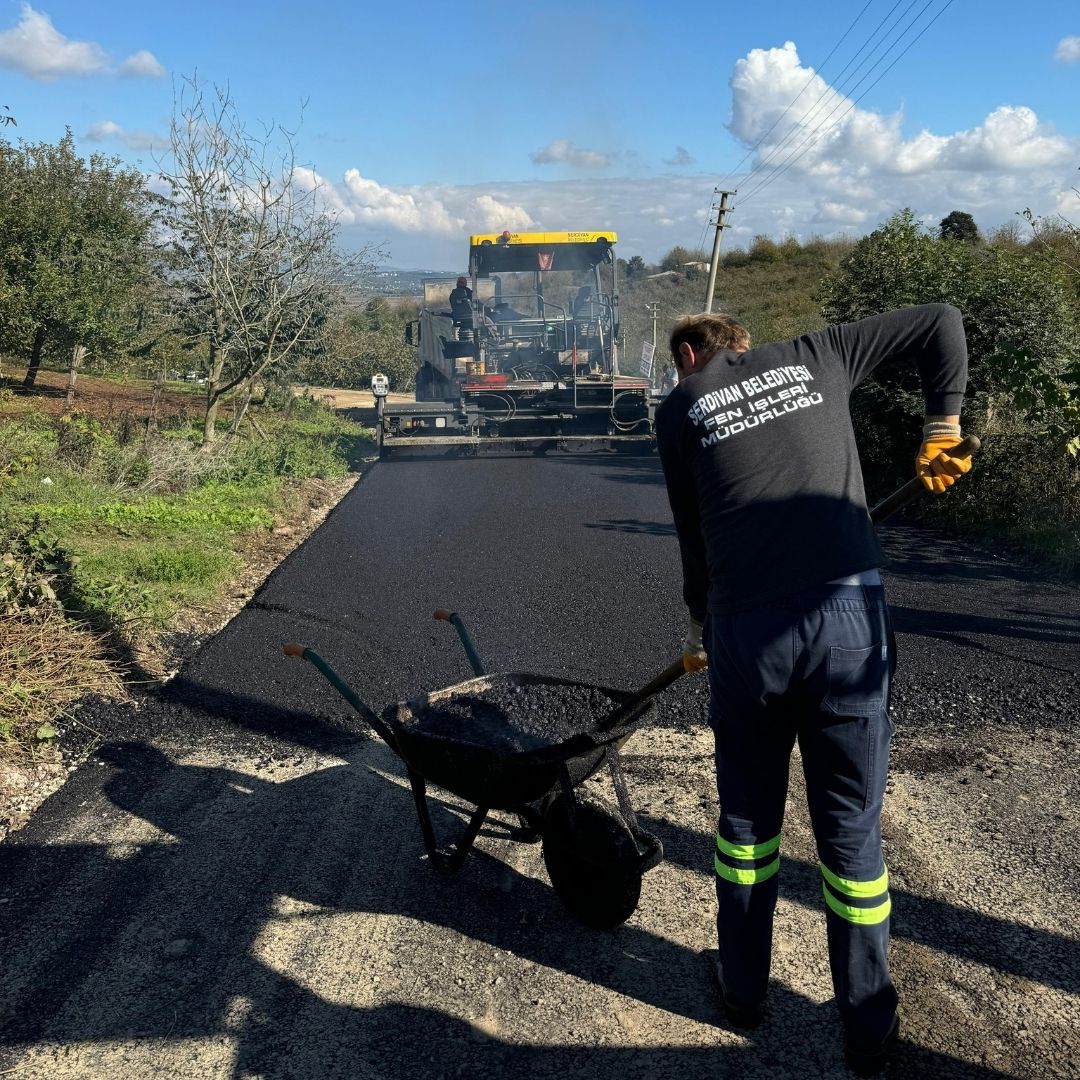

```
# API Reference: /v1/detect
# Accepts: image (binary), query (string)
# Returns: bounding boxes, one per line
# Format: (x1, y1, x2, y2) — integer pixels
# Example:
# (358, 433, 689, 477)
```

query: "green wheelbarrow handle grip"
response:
(282, 643, 398, 748)
(433, 608, 486, 677)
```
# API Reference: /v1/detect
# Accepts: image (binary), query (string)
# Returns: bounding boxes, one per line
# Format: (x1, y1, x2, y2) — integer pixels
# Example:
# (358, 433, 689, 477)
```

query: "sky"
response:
(2, 0, 1078, 269)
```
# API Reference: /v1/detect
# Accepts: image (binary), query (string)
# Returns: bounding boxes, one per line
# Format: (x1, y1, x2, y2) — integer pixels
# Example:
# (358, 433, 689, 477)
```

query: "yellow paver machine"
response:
(378, 231, 654, 455)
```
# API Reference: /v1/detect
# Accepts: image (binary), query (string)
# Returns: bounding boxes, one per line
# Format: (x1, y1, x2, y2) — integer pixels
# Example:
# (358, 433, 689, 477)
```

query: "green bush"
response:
(0, 415, 57, 481)
(819, 208, 1080, 574)
(55, 415, 115, 469)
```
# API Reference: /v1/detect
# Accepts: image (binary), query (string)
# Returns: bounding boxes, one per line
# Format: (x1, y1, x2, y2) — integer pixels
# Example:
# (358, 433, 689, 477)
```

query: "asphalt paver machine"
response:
(378, 231, 654, 454)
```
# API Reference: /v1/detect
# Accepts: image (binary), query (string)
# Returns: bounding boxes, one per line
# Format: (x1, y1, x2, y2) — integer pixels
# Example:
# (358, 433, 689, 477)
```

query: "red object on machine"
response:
(463, 374, 511, 388)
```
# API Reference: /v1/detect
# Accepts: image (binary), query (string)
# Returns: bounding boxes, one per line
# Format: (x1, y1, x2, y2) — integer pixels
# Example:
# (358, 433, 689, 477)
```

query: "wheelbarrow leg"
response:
(407, 768, 441, 862)
(444, 805, 490, 872)
(408, 767, 489, 872)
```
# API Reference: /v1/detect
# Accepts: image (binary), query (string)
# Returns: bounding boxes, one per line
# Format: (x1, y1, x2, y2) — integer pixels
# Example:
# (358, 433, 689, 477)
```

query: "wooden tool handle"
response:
(869, 434, 981, 525)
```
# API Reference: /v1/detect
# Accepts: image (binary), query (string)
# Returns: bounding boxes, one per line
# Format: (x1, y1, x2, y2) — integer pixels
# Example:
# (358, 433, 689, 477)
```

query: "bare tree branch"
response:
(156, 75, 379, 444)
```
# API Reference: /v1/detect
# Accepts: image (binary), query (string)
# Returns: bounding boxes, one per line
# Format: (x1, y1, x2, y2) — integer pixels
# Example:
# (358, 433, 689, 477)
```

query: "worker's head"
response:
(456, 276, 467, 286)
(669, 313, 750, 380)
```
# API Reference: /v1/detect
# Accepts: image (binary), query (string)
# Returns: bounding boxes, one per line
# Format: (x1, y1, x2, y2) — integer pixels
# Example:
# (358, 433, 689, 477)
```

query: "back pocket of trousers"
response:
(823, 644, 885, 716)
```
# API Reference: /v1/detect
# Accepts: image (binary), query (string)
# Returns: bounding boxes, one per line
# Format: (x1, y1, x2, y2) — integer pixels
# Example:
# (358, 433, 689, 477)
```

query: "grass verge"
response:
(1, 388, 370, 758)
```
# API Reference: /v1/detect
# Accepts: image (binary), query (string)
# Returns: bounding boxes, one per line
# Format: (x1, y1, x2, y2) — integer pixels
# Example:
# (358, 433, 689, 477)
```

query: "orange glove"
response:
(682, 618, 708, 672)
(916, 426, 972, 493)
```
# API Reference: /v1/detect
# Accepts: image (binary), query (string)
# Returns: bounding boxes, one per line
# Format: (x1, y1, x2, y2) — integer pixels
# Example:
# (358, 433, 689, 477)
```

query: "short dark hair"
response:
(669, 313, 751, 362)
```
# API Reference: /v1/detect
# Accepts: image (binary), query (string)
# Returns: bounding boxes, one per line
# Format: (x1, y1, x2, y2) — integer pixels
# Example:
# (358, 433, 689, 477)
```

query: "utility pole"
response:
(644, 301, 660, 387)
(703, 189, 735, 314)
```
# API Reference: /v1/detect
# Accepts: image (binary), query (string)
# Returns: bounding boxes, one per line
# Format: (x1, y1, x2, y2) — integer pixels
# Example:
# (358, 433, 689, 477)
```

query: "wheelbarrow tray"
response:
(383, 671, 655, 811)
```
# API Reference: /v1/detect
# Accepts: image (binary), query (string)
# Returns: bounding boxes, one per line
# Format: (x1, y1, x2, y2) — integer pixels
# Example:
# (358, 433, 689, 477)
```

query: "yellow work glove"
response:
(916, 424, 972, 494)
(682, 618, 708, 673)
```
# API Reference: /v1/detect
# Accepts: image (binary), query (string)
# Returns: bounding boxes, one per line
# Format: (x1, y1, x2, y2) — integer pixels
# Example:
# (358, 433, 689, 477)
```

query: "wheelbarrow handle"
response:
(869, 434, 981, 526)
(433, 608, 486, 677)
(281, 643, 398, 747)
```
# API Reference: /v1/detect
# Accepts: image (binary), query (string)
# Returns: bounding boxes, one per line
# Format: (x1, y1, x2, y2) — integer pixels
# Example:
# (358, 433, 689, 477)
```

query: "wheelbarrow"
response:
(284, 611, 691, 929)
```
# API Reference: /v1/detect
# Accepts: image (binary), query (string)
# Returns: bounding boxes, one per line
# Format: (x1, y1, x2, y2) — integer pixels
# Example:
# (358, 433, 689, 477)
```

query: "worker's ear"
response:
(678, 342, 695, 372)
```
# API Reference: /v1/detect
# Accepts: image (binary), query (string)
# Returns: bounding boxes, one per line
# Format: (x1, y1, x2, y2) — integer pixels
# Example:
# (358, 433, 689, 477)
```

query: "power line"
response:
(740, 0, 932, 201)
(739, 0, 956, 207)
(699, 1, 882, 252)
(736, 0, 920, 196)
(716, 0, 878, 193)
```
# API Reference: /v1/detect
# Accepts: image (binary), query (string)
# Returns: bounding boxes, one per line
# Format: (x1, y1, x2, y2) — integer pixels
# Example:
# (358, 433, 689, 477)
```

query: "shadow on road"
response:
(585, 518, 676, 537)
(889, 604, 1079, 675)
(637, 812, 1080, 997)
(0, 737, 1040, 1079)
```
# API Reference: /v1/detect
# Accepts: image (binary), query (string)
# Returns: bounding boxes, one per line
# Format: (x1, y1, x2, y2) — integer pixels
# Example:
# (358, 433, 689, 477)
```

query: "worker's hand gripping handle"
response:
(870, 434, 981, 525)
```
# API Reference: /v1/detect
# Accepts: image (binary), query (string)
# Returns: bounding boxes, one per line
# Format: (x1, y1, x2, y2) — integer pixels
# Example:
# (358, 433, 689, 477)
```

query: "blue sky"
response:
(3, 0, 1078, 267)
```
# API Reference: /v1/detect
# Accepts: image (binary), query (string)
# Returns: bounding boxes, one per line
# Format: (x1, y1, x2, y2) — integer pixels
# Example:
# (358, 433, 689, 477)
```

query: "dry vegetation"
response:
(0, 366, 371, 836)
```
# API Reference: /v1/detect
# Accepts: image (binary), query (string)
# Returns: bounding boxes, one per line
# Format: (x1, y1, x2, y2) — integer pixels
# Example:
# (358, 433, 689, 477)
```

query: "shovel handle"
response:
(596, 658, 688, 733)
(869, 434, 981, 526)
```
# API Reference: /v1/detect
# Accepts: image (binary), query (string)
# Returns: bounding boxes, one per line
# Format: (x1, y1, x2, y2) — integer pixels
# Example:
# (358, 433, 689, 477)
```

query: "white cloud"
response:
(664, 146, 694, 167)
(341, 170, 465, 233)
(0, 4, 163, 81)
(728, 42, 1074, 180)
(300, 40, 1078, 269)
(1054, 35, 1080, 63)
(298, 169, 536, 240)
(119, 49, 165, 78)
(530, 139, 613, 169)
(84, 120, 165, 152)
(810, 200, 871, 226)
(1054, 186, 1080, 218)
(469, 194, 534, 231)
(85, 120, 123, 141)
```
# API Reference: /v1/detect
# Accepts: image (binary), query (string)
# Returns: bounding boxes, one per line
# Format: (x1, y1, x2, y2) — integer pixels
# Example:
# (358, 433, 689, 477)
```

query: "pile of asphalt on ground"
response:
(407, 678, 619, 752)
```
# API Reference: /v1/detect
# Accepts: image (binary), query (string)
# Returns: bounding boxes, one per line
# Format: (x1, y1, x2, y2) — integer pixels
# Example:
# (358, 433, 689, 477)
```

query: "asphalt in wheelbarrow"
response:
(406, 677, 619, 753)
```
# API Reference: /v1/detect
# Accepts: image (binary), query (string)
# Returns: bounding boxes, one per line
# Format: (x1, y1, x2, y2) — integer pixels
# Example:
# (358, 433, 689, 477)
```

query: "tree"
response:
(820, 209, 1080, 464)
(659, 245, 709, 273)
(297, 298, 419, 391)
(158, 76, 379, 445)
(749, 235, 781, 264)
(625, 254, 646, 279)
(939, 210, 980, 245)
(0, 132, 151, 392)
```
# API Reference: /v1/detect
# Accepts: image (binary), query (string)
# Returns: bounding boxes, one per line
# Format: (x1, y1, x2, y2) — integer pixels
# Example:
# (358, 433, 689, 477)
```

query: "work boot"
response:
(844, 1014, 900, 1077)
(706, 952, 763, 1030)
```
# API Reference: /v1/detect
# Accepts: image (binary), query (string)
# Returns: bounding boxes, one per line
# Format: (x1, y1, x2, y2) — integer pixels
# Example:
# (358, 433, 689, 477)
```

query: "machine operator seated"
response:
(572, 285, 602, 320)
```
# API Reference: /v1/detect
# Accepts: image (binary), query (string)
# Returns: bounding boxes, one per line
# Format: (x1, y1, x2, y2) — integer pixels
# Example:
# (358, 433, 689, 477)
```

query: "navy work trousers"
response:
(705, 583, 899, 1049)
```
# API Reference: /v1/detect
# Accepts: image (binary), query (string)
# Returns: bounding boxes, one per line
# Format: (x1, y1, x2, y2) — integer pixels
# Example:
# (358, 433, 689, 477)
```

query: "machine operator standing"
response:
(449, 276, 473, 339)
(655, 304, 971, 1077)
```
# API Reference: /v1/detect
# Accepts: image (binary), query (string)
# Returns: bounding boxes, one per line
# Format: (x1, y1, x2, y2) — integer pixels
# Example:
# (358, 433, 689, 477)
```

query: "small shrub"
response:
(55, 414, 114, 470)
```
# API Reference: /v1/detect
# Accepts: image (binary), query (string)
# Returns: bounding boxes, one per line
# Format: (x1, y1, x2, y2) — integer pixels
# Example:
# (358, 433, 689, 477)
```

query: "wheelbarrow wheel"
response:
(542, 793, 642, 930)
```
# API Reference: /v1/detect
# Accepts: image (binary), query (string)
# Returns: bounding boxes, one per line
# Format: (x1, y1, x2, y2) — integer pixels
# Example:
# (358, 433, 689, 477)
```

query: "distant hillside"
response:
(618, 236, 855, 377)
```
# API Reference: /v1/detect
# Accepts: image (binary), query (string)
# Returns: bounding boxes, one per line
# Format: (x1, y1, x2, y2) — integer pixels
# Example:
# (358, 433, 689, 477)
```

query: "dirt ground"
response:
(0, 369, 205, 422)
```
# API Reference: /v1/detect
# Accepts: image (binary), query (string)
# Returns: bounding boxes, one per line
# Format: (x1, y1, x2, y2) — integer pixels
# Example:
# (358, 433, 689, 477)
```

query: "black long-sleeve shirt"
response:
(656, 304, 968, 618)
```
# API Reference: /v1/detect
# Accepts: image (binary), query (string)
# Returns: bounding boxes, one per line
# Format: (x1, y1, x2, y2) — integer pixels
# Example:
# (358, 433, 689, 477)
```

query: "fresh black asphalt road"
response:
(2, 450, 1077, 1080)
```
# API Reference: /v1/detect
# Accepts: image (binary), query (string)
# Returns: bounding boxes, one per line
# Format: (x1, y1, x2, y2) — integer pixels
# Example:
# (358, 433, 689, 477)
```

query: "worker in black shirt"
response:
(449, 276, 473, 339)
(655, 304, 971, 1077)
